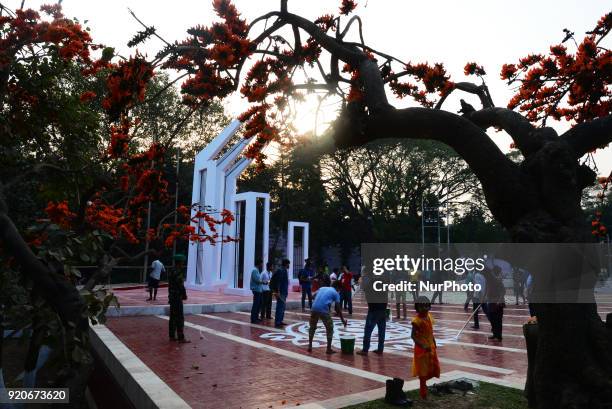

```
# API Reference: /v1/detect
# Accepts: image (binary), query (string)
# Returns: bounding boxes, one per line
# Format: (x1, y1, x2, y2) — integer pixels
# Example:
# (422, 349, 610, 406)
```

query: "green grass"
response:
(343, 381, 528, 409)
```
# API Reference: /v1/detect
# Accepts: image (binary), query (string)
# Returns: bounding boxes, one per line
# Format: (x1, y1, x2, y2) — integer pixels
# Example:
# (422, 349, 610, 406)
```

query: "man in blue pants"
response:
(357, 272, 387, 355)
(250, 259, 264, 323)
(357, 301, 387, 355)
(273, 259, 290, 328)
(298, 259, 314, 311)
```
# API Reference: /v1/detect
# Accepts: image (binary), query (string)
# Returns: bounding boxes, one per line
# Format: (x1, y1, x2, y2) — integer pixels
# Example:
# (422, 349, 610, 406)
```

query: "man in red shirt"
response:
(338, 265, 353, 315)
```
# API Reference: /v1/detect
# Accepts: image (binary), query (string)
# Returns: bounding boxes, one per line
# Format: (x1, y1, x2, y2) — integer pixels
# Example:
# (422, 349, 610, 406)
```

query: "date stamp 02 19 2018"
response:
(1, 388, 69, 404)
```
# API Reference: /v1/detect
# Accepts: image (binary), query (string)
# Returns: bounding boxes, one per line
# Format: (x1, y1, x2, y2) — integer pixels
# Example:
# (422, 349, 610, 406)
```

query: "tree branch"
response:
(562, 115, 612, 158)
(341, 108, 534, 227)
(435, 81, 494, 110)
(463, 107, 547, 157)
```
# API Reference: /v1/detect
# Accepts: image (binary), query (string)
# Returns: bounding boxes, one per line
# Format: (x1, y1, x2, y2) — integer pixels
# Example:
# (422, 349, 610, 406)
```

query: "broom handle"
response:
(455, 303, 482, 339)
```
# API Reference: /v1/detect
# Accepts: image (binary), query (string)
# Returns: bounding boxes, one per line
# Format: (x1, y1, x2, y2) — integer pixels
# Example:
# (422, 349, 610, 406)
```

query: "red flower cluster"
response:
(167, 0, 252, 108)
(212, 0, 247, 37)
(339, 0, 358, 16)
(301, 37, 323, 67)
(108, 119, 132, 158)
(103, 55, 154, 121)
(79, 90, 96, 103)
(592, 172, 612, 238)
(503, 13, 611, 125)
(389, 62, 453, 108)
(0, 4, 104, 119)
(160, 205, 235, 248)
(592, 211, 607, 237)
(464, 62, 486, 76)
(314, 15, 336, 32)
(85, 200, 124, 237)
(45, 201, 76, 228)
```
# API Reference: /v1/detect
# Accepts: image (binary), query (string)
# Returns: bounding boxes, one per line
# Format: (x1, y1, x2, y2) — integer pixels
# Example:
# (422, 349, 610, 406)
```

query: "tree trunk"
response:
(506, 145, 612, 408)
(525, 304, 612, 408)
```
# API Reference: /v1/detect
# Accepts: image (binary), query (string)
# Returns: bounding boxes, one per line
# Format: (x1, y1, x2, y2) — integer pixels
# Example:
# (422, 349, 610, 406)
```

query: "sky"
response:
(13, 0, 612, 173)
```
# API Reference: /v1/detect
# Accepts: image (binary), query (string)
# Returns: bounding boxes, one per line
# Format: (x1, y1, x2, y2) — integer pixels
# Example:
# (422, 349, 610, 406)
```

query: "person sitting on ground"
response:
(307, 280, 347, 354)
(168, 254, 189, 343)
(147, 252, 165, 301)
(411, 296, 440, 400)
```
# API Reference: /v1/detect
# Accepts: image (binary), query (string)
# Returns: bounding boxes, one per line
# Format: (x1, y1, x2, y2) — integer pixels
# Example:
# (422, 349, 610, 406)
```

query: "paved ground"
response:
(100, 292, 612, 409)
(112, 286, 301, 307)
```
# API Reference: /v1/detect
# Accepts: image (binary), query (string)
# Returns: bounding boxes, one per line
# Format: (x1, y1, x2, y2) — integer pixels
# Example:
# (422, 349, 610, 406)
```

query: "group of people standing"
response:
(249, 257, 360, 327)
(298, 261, 357, 314)
(303, 268, 439, 401)
(250, 258, 290, 327)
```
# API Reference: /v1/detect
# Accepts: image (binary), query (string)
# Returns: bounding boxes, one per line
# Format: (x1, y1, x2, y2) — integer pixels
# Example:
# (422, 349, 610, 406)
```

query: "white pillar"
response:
(262, 196, 270, 268)
(241, 194, 257, 291)
(287, 221, 309, 282)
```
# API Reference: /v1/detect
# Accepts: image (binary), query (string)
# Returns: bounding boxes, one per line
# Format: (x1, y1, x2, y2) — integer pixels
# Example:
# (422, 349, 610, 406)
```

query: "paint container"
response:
(340, 335, 356, 354)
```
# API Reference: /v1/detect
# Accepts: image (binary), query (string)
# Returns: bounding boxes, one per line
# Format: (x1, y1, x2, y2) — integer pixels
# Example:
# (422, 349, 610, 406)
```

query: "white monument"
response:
(287, 221, 309, 279)
(186, 120, 270, 296)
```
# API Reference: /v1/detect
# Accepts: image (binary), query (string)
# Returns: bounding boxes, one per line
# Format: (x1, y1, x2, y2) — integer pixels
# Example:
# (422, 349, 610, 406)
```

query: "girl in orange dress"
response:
(411, 296, 440, 399)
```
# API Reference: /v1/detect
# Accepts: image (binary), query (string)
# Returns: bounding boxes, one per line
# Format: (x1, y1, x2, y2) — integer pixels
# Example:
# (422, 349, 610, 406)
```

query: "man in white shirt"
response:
(330, 268, 338, 283)
(147, 255, 165, 301)
(260, 262, 273, 320)
(472, 270, 486, 329)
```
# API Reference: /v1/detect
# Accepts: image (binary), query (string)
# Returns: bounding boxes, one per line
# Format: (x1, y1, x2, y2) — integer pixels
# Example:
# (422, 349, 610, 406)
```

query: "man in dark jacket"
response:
(169, 254, 189, 343)
(485, 266, 506, 341)
(298, 259, 315, 311)
(272, 259, 290, 328)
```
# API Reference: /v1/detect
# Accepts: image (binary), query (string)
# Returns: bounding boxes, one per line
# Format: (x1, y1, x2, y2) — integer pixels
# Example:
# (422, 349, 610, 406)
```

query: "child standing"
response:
(411, 296, 440, 399)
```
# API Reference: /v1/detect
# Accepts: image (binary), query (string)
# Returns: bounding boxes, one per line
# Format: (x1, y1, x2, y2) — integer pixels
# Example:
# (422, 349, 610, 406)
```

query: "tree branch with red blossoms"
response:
(501, 13, 611, 126)
(123, 0, 463, 167)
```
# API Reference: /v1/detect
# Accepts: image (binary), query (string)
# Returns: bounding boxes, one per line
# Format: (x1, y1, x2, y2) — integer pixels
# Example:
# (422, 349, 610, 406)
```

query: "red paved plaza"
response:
(95, 291, 612, 408)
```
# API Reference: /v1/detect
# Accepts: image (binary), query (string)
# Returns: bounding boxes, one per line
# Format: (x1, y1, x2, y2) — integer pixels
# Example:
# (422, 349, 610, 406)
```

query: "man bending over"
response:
(307, 281, 347, 354)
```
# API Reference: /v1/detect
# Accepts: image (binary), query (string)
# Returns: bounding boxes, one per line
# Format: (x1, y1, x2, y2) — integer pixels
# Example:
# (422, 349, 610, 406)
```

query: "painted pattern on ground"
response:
(260, 318, 459, 350)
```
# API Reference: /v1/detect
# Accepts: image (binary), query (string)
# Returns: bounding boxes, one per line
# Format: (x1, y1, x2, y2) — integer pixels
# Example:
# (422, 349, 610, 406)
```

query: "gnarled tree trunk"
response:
(332, 103, 612, 408)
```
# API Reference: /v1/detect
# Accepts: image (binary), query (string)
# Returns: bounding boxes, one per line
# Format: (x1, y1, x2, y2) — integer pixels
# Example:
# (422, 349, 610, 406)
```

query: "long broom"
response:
(453, 304, 483, 340)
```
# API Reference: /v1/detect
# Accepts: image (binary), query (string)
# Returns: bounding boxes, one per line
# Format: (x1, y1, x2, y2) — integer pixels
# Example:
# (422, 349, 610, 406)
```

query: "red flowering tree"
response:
(127, 1, 610, 407)
(0, 5, 233, 404)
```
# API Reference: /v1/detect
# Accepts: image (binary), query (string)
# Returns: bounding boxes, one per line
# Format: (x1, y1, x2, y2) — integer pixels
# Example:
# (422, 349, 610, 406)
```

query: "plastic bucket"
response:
(340, 335, 355, 354)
